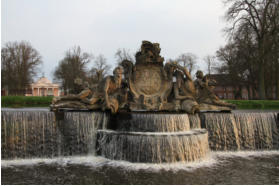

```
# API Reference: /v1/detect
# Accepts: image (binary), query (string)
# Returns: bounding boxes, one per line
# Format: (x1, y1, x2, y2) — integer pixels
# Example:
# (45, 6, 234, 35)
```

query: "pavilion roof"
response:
(31, 77, 59, 88)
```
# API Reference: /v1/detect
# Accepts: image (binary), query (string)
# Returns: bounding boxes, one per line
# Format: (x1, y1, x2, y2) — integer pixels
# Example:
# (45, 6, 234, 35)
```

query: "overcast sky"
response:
(2, 0, 228, 81)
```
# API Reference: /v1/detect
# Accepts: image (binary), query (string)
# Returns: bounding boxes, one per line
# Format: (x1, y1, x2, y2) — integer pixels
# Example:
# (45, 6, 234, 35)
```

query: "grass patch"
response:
(225, 100, 279, 110)
(2, 96, 279, 110)
(2, 96, 53, 108)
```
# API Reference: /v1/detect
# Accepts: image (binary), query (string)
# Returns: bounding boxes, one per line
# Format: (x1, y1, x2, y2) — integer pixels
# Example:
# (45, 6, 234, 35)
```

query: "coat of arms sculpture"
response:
(50, 40, 236, 114)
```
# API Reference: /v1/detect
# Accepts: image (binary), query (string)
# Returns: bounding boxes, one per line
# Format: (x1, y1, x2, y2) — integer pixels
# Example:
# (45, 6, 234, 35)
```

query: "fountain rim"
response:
(53, 108, 202, 115)
(97, 129, 207, 136)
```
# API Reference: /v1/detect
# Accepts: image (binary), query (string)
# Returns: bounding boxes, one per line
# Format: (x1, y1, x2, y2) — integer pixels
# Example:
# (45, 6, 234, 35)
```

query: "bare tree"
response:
(53, 46, 91, 94)
(224, 0, 279, 99)
(115, 48, 135, 64)
(89, 54, 111, 84)
(1, 41, 42, 95)
(203, 55, 217, 75)
(176, 53, 198, 75)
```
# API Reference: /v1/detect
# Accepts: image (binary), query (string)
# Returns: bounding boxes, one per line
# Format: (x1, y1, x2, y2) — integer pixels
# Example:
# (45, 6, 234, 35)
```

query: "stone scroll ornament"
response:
(50, 41, 236, 114)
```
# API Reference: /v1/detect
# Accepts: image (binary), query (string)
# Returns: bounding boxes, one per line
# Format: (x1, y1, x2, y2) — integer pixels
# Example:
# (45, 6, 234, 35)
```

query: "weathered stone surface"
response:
(194, 70, 236, 111)
(50, 41, 236, 114)
(51, 67, 125, 113)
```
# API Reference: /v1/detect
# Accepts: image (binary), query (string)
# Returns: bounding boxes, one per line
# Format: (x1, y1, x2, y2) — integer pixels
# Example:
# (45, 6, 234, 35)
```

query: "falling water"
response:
(97, 112, 209, 163)
(1, 111, 109, 159)
(115, 113, 190, 132)
(96, 129, 209, 163)
(188, 114, 201, 129)
(2, 110, 278, 162)
(58, 112, 109, 156)
(234, 112, 279, 150)
(201, 112, 279, 151)
(2, 111, 58, 159)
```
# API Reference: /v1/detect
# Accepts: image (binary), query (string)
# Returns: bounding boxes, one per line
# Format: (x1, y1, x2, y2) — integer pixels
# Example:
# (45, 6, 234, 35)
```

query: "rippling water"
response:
(2, 151, 279, 185)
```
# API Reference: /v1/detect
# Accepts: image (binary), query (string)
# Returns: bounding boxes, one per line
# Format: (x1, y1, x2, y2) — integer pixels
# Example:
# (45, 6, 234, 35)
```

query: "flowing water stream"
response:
(1, 109, 279, 184)
(2, 151, 279, 184)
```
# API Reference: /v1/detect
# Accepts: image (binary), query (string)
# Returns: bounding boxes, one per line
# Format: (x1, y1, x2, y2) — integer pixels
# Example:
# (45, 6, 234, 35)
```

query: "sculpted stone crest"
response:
(50, 41, 236, 114)
(126, 41, 173, 111)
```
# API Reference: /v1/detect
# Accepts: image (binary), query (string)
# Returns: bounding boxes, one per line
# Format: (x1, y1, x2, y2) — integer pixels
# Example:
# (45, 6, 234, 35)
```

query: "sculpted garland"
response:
(51, 41, 235, 113)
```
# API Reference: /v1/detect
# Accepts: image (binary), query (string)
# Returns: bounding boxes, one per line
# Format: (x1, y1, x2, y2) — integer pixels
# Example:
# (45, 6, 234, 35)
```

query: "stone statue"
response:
(51, 66, 125, 113)
(85, 66, 125, 113)
(135, 41, 164, 64)
(173, 65, 199, 114)
(50, 41, 236, 114)
(129, 41, 173, 110)
(51, 79, 93, 110)
(194, 70, 236, 111)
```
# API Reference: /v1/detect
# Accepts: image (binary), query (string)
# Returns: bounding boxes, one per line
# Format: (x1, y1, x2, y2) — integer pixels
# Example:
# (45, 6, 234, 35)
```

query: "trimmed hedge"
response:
(225, 100, 279, 110)
(2, 96, 279, 109)
(2, 96, 53, 108)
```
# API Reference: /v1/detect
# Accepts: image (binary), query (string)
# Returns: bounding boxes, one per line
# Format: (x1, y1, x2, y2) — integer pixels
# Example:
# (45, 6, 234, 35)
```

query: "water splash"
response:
(1, 153, 217, 172)
(4, 150, 278, 171)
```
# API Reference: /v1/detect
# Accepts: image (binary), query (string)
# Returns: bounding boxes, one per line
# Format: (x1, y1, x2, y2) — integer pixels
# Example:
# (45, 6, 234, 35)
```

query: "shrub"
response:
(225, 100, 279, 110)
(2, 96, 53, 107)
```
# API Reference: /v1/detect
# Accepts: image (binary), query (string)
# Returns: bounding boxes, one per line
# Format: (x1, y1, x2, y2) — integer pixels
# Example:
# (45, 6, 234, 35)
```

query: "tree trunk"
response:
(247, 85, 251, 100)
(258, 62, 266, 99)
(253, 86, 258, 100)
(276, 66, 279, 100)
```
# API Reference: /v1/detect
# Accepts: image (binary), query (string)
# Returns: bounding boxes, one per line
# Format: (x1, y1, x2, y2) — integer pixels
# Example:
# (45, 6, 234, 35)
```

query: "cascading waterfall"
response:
(96, 129, 209, 163)
(201, 112, 279, 151)
(188, 114, 201, 129)
(115, 113, 190, 132)
(61, 112, 109, 156)
(2, 111, 59, 159)
(2, 110, 278, 162)
(1, 111, 109, 159)
(96, 113, 210, 163)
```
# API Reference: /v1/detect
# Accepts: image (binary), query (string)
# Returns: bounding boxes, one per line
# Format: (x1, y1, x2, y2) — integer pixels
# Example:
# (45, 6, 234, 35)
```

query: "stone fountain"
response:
(49, 40, 235, 163)
(2, 41, 278, 163)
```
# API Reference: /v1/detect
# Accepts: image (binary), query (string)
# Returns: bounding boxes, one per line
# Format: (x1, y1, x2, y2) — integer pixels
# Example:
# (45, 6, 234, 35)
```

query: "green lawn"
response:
(225, 100, 279, 110)
(2, 96, 53, 108)
(2, 96, 279, 110)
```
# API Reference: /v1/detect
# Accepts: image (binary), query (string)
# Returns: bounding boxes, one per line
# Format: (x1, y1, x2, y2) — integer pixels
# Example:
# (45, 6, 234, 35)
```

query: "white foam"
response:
(1, 158, 60, 167)
(1, 156, 108, 168)
(2, 150, 279, 171)
(102, 154, 218, 172)
(1, 154, 217, 172)
(214, 150, 279, 158)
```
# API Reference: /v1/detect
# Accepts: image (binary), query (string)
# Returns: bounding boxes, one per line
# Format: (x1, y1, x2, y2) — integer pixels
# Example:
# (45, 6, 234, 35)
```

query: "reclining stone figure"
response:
(194, 70, 236, 110)
(51, 66, 125, 113)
